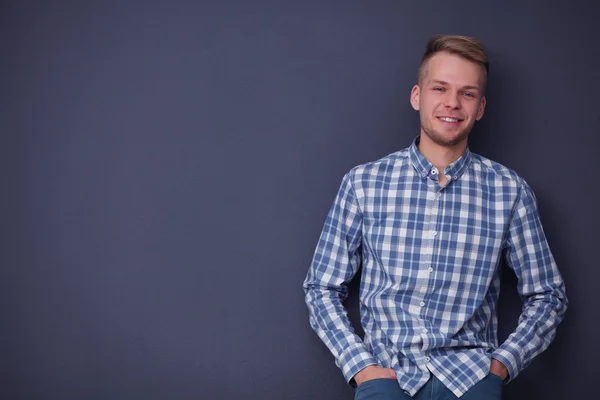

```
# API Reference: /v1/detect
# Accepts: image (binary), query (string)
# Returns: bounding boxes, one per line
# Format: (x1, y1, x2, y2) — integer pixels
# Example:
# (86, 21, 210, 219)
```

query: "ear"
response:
(476, 96, 486, 121)
(410, 85, 420, 111)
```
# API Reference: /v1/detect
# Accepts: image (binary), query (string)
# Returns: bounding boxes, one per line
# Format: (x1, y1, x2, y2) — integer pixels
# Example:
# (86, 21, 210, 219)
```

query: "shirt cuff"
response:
(492, 344, 523, 383)
(336, 342, 379, 385)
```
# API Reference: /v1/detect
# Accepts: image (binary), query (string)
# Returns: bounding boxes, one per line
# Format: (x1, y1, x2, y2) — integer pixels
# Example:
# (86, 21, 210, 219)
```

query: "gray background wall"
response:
(1, 1, 598, 399)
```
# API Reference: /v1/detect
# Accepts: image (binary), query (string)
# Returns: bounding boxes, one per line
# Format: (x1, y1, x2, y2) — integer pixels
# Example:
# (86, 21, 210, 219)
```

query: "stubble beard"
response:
(420, 118, 474, 148)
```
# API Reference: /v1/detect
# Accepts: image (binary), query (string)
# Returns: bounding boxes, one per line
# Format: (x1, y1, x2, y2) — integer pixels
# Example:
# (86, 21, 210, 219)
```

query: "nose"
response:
(443, 91, 460, 109)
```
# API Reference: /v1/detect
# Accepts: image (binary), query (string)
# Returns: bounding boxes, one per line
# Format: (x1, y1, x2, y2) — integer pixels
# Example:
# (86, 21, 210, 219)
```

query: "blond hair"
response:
(418, 34, 489, 88)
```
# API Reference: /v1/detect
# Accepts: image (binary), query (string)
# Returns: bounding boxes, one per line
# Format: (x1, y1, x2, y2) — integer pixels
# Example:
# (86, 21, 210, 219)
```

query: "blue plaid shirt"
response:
(303, 138, 567, 397)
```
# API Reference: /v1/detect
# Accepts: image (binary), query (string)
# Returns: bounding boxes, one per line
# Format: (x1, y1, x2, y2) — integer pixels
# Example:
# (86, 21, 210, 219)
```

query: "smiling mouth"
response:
(437, 117, 463, 123)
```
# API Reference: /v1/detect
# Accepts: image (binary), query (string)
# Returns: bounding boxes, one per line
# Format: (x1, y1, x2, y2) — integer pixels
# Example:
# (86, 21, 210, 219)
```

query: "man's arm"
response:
(303, 172, 379, 384)
(491, 179, 568, 382)
(489, 358, 509, 380)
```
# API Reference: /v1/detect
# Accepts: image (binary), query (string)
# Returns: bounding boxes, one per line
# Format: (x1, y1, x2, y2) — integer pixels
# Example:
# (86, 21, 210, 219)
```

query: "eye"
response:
(463, 92, 475, 98)
(433, 87, 445, 92)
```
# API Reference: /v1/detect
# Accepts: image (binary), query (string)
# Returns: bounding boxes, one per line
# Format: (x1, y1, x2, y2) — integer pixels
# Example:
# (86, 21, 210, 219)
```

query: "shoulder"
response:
(345, 148, 411, 185)
(469, 152, 528, 190)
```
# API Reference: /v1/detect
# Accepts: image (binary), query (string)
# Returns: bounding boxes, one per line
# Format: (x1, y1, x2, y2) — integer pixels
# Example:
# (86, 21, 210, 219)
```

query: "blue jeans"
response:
(354, 374, 503, 400)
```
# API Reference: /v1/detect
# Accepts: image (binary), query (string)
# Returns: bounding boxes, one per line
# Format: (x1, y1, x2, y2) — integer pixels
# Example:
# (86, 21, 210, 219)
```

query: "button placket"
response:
(417, 187, 437, 319)
(420, 185, 442, 322)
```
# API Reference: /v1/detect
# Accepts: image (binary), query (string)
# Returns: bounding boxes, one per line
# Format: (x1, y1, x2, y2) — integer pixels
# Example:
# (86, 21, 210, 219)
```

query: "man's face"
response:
(410, 52, 486, 148)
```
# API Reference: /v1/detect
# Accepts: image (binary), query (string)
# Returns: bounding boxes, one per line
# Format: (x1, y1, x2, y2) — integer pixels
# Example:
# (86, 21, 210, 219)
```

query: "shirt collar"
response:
(409, 136, 472, 181)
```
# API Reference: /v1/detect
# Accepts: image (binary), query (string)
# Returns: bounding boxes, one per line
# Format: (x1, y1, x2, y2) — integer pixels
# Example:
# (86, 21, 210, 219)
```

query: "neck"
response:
(417, 133, 467, 185)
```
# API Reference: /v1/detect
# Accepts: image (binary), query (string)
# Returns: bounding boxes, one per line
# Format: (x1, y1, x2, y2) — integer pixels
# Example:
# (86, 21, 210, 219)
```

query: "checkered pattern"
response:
(303, 138, 567, 397)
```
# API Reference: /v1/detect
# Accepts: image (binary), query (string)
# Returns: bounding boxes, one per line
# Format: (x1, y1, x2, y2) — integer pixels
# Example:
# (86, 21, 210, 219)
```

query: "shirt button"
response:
(431, 231, 437, 236)
(421, 172, 427, 178)
(425, 357, 430, 362)
(420, 301, 425, 306)
(453, 176, 458, 180)
(428, 267, 433, 273)
(422, 328, 428, 333)
(431, 168, 437, 175)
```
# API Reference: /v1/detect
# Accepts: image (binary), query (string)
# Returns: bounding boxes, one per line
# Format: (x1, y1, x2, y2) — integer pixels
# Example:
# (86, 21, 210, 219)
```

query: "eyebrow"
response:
(428, 80, 481, 91)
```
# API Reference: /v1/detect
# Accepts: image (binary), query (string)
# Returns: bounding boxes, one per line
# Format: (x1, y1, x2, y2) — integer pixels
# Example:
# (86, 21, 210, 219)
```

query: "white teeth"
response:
(439, 117, 459, 123)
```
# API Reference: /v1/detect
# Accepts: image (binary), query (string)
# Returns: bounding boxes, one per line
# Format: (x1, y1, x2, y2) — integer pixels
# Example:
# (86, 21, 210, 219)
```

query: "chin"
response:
(424, 130, 469, 148)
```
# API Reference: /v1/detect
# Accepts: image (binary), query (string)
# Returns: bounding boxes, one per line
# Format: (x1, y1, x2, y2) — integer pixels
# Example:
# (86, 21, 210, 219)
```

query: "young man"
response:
(303, 35, 567, 399)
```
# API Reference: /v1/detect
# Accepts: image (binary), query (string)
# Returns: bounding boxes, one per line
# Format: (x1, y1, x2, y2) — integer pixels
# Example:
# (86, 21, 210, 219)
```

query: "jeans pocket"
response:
(354, 378, 400, 400)
(487, 373, 504, 384)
